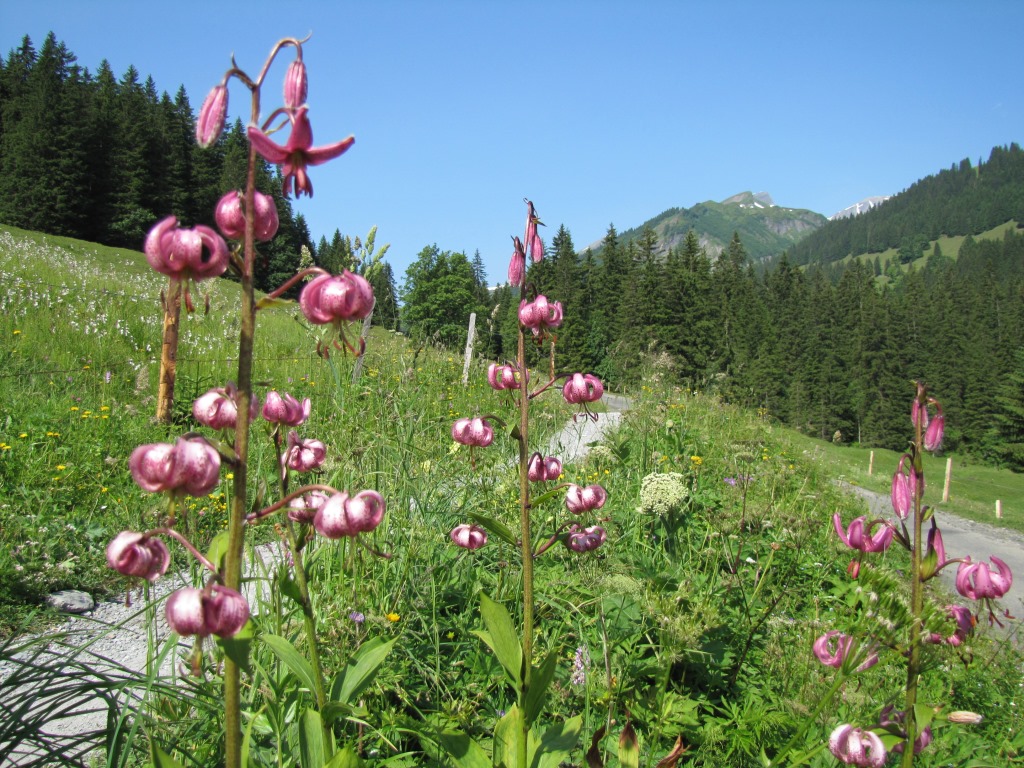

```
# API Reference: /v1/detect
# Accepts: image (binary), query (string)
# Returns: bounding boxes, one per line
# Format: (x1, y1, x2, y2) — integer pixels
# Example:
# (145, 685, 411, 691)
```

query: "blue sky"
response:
(2, 1, 1021, 283)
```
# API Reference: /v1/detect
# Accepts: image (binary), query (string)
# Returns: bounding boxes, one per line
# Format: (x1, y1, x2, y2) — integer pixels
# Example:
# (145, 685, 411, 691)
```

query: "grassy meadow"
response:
(1, 225, 1022, 767)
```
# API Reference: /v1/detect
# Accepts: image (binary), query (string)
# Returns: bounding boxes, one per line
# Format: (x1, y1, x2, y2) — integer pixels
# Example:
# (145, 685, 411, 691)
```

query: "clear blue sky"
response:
(3, 1, 1021, 283)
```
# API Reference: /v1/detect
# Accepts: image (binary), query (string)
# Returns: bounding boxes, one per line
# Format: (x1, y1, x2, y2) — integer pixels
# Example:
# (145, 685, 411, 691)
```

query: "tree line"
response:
(401, 224, 1024, 469)
(0, 32, 401, 317)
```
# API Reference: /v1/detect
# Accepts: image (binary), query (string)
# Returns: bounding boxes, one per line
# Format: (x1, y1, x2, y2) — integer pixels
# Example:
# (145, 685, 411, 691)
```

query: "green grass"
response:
(783, 432, 1024, 533)
(2, 224, 1022, 767)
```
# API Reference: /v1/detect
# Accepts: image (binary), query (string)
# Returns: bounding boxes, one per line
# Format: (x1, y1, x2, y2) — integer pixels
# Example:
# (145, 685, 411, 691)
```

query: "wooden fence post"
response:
(156, 278, 182, 424)
(868, 451, 874, 476)
(351, 300, 376, 384)
(462, 312, 476, 386)
(996, 500, 1003, 519)
(942, 457, 952, 503)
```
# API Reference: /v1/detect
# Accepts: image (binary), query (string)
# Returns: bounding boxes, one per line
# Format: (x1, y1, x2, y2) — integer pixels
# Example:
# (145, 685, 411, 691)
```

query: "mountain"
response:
(586, 191, 827, 262)
(788, 143, 1024, 267)
(829, 196, 891, 220)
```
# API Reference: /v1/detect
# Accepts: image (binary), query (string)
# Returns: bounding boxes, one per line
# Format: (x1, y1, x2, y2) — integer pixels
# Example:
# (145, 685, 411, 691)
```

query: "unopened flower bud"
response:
(924, 404, 944, 451)
(284, 59, 308, 109)
(946, 710, 983, 725)
(196, 84, 228, 148)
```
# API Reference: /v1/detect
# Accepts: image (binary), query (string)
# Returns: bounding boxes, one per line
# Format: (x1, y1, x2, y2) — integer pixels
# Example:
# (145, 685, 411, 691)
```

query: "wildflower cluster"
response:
(819, 382, 1008, 767)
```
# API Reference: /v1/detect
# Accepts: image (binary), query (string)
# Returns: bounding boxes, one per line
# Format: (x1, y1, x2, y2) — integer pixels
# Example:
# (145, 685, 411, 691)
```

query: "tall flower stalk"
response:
(442, 200, 610, 767)
(106, 37, 366, 768)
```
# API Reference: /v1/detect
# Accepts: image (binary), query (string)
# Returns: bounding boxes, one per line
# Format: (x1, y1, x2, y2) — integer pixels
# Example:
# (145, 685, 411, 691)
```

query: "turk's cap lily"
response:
(299, 271, 375, 325)
(878, 706, 933, 755)
(924, 403, 945, 452)
(288, 490, 330, 524)
(519, 295, 563, 335)
(215, 190, 280, 242)
(144, 216, 229, 282)
(956, 555, 1013, 600)
(165, 584, 249, 638)
(313, 490, 386, 539)
(487, 363, 525, 390)
(106, 531, 170, 582)
(565, 483, 607, 514)
(828, 724, 886, 768)
(282, 430, 327, 472)
(833, 514, 894, 553)
(450, 523, 487, 550)
(248, 107, 354, 198)
(563, 373, 604, 405)
(812, 630, 878, 672)
(528, 452, 562, 482)
(193, 382, 258, 431)
(262, 390, 311, 426)
(566, 524, 606, 553)
(129, 436, 220, 498)
(942, 604, 975, 646)
(452, 417, 494, 447)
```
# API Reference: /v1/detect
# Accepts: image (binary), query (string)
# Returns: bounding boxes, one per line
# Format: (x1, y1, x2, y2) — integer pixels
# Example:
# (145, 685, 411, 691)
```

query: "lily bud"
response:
(284, 59, 308, 109)
(924, 402, 945, 451)
(508, 236, 526, 286)
(196, 84, 228, 148)
(890, 456, 911, 520)
(946, 710, 983, 725)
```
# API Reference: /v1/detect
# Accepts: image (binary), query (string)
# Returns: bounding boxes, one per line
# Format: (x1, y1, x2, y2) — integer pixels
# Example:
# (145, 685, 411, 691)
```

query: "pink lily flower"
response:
(313, 490, 386, 539)
(282, 430, 326, 473)
(565, 484, 607, 514)
(828, 724, 886, 768)
(812, 630, 878, 672)
(165, 584, 250, 638)
(130, 436, 220, 498)
(248, 107, 354, 198)
(287, 490, 331, 524)
(956, 556, 1013, 600)
(487, 363, 524, 391)
(519, 295, 563, 336)
(528, 453, 562, 482)
(451, 417, 494, 448)
(262, 390, 311, 426)
(566, 524, 606, 553)
(106, 532, 170, 582)
(214, 190, 279, 242)
(563, 373, 604, 404)
(450, 523, 487, 550)
(193, 382, 258, 431)
(833, 514, 894, 553)
(299, 271, 375, 324)
(144, 216, 229, 283)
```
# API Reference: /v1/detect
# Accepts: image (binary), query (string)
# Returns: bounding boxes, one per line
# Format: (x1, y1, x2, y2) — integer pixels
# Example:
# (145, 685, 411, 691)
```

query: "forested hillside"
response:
(0, 33, 400, 316)
(788, 143, 1024, 266)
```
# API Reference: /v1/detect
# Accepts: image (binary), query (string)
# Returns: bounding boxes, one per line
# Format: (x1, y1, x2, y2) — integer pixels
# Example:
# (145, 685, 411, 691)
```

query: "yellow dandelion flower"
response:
(12, 330, 21, 335)
(386, 612, 400, 623)
(690, 455, 703, 466)
(56, 465, 66, 471)
(225, 472, 235, 480)
(18, 433, 28, 438)
(101, 487, 108, 493)
(100, 406, 110, 412)
(70, 406, 79, 412)
(82, 365, 90, 370)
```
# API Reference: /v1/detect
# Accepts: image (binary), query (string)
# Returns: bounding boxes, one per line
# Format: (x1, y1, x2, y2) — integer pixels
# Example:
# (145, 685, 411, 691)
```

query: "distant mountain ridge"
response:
(829, 196, 891, 220)
(586, 191, 827, 262)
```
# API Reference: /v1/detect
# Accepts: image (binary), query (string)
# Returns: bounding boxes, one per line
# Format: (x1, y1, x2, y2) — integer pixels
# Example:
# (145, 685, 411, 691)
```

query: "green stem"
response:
(517, 324, 532, 768)
(223, 138, 259, 768)
(767, 672, 850, 767)
(901, 412, 927, 768)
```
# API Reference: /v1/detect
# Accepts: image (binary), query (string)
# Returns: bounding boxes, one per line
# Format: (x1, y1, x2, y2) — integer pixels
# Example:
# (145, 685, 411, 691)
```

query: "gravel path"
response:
(842, 483, 1024, 618)
(0, 400, 629, 766)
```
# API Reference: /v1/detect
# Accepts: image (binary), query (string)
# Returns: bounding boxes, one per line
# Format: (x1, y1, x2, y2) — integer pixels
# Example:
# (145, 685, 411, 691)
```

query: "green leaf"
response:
(434, 728, 492, 768)
(474, 593, 523, 687)
(150, 743, 185, 768)
(913, 703, 936, 732)
(205, 531, 230, 572)
(617, 720, 639, 768)
(468, 512, 518, 547)
(279, 574, 305, 607)
(523, 651, 557, 726)
(325, 745, 366, 767)
(493, 704, 523, 768)
(262, 633, 319, 695)
(299, 707, 326, 768)
(331, 636, 398, 706)
(241, 705, 265, 768)
(216, 618, 254, 674)
(256, 296, 295, 310)
(529, 715, 582, 768)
